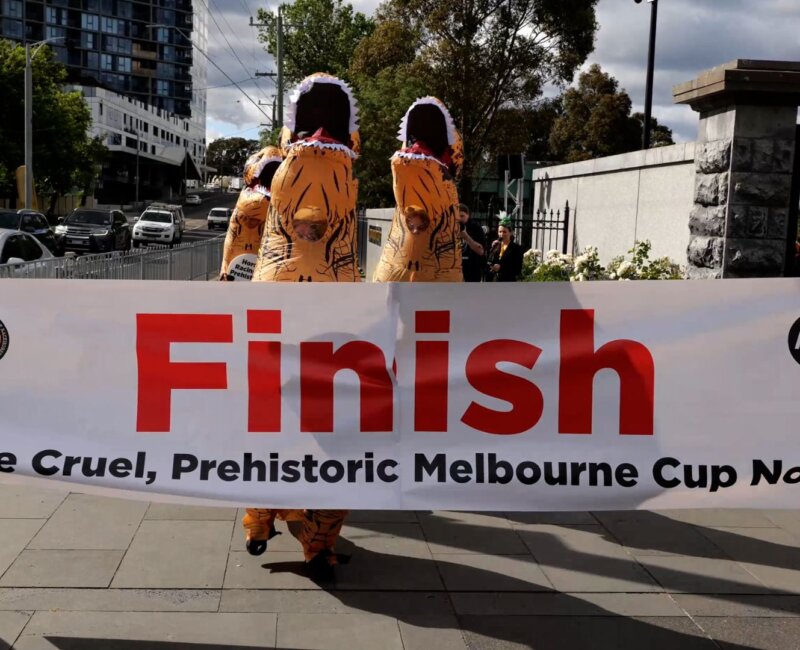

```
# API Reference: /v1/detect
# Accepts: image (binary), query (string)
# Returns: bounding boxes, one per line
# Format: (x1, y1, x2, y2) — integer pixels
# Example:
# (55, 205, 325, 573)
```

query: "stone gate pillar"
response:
(674, 60, 800, 278)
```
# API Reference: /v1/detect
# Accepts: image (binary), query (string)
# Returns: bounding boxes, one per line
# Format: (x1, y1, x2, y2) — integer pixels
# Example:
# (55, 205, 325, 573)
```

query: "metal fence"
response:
(0, 236, 224, 281)
(470, 202, 571, 255)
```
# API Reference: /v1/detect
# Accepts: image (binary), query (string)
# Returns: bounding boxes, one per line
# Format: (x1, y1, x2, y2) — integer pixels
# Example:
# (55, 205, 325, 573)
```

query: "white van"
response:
(133, 209, 181, 248)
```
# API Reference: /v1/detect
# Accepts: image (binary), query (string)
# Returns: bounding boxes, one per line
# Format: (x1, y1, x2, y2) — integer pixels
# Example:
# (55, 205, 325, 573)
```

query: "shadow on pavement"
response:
(262, 544, 757, 650)
(42, 642, 306, 650)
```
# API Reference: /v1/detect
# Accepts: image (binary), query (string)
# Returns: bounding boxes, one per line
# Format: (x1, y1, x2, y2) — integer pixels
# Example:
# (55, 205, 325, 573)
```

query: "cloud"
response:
(203, 0, 800, 143)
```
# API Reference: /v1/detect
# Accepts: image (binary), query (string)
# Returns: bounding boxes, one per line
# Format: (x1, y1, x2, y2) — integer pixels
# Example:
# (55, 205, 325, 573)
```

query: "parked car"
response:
(54, 208, 131, 254)
(184, 194, 202, 206)
(146, 203, 186, 234)
(0, 228, 54, 265)
(207, 207, 233, 230)
(133, 209, 182, 248)
(0, 209, 61, 255)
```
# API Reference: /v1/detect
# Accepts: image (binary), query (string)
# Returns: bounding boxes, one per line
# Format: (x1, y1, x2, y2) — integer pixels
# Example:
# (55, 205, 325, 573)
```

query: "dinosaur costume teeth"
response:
(220, 146, 283, 280)
(373, 97, 464, 283)
(244, 73, 360, 569)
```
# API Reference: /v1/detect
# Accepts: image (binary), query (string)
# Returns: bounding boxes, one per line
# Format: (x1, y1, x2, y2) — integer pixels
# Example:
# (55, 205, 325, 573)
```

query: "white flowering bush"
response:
(521, 241, 683, 282)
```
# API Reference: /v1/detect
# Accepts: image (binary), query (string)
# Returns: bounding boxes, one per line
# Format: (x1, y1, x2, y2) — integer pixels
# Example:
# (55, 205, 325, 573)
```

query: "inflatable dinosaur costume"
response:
(220, 147, 283, 280)
(242, 73, 361, 577)
(373, 97, 463, 282)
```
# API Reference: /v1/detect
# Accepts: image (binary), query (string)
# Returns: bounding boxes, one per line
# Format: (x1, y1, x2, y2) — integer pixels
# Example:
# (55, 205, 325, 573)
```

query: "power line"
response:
(153, 23, 271, 121)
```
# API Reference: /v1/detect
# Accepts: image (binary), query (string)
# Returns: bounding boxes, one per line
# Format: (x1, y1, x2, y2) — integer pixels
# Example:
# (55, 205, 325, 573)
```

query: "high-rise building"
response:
(0, 0, 209, 203)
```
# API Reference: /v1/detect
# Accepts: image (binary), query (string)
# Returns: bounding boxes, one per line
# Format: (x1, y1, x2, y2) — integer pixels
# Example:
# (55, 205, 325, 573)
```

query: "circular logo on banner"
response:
(790, 318, 800, 366)
(227, 254, 258, 281)
(0, 319, 8, 362)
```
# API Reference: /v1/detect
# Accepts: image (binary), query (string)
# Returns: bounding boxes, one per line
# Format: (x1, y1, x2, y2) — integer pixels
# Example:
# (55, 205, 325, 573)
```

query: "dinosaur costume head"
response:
(253, 73, 361, 282)
(220, 146, 284, 279)
(372, 97, 463, 283)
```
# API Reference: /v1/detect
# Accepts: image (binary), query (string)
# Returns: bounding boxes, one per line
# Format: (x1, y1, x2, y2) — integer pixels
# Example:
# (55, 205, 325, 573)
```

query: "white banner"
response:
(1, 279, 800, 511)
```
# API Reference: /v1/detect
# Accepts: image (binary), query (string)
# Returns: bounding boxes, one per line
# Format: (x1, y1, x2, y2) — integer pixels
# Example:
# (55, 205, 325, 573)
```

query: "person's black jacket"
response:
(487, 240, 524, 282)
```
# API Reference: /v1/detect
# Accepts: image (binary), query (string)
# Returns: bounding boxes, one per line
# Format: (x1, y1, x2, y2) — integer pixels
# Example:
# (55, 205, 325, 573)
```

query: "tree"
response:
(257, 0, 374, 86)
(0, 40, 107, 211)
(206, 137, 260, 177)
(353, 67, 429, 206)
(549, 65, 674, 163)
(354, 0, 599, 198)
(632, 112, 674, 148)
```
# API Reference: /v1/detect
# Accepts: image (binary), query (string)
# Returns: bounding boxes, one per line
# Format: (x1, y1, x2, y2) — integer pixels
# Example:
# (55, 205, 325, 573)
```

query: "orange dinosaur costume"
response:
(243, 73, 361, 577)
(220, 147, 283, 280)
(373, 97, 463, 282)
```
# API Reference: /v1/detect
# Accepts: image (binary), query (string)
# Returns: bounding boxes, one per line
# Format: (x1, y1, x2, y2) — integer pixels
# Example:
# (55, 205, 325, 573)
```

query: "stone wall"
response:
(534, 143, 696, 265)
(688, 106, 796, 278)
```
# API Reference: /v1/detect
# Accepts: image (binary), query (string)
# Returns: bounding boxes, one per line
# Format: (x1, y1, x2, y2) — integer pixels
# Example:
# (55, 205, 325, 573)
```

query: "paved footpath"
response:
(2, 486, 800, 649)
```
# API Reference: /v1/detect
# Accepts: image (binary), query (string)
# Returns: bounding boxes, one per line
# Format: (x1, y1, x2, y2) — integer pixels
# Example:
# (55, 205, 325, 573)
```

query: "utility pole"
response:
(135, 129, 140, 207)
(252, 8, 284, 128)
(24, 44, 33, 209)
(635, 0, 659, 150)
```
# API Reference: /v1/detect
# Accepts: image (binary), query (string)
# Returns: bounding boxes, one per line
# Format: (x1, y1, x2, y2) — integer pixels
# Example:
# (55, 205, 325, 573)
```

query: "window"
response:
(45, 26, 66, 40)
(1, 0, 22, 18)
(1, 19, 22, 39)
(100, 54, 113, 71)
(20, 214, 36, 232)
(19, 236, 43, 261)
(101, 17, 119, 34)
(116, 57, 131, 73)
(81, 13, 99, 31)
(85, 52, 99, 69)
(81, 32, 97, 49)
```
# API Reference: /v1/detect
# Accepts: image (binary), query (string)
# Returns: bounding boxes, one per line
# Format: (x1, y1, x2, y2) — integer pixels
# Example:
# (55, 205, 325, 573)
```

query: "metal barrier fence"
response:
(0, 236, 224, 281)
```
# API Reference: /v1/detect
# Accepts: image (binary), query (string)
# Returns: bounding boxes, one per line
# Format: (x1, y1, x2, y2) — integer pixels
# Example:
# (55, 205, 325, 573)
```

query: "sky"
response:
(203, 0, 800, 145)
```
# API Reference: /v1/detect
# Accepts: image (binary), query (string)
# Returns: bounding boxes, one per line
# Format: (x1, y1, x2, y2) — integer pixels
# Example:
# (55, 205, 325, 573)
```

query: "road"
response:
(181, 191, 238, 244)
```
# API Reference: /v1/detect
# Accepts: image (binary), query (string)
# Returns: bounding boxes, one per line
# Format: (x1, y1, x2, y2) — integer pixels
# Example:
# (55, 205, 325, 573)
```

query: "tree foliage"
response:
(257, 0, 374, 86)
(549, 64, 674, 162)
(355, 0, 599, 196)
(0, 40, 106, 210)
(207, 137, 260, 177)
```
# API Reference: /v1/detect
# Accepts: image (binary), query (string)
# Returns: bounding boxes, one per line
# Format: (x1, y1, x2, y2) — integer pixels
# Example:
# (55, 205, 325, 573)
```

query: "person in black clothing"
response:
(458, 204, 486, 282)
(486, 217, 523, 282)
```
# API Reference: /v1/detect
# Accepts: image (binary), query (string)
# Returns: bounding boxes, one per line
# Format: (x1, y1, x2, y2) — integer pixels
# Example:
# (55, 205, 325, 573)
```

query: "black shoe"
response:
(306, 549, 336, 583)
(245, 525, 280, 556)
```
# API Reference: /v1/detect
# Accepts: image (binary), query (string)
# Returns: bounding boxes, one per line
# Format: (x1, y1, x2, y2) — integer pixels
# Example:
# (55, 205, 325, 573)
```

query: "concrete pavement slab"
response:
(325, 548, 445, 591)
(0, 550, 124, 588)
(458, 615, 716, 649)
(111, 521, 232, 589)
(398, 614, 467, 650)
(696, 526, 800, 592)
(506, 512, 599, 526)
(0, 486, 66, 519)
(276, 612, 403, 650)
(0, 520, 46, 577)
(450, 593, 685, 617)
(28, 494, 147, 550)
(0, 589, 220, 612)
(224, 552, 324, 590)
(0, 610, 31, 650)
(696, 617, 800, 650)
(591, 511, 727, 557)
(219, 590, 454, 616)
(346, 510, 420, 523)
(433, 554, 552, 592)
(145, 504, 237, 521)
(336, 522, 433, 558)
(418, 511, 529, 555)
(764, 510, 800, 541)
(636, 555, 771, 593)
(14, 611, 277, 649)
(653, 509, 777, 528)
(673, 594, 800, 617)
(516, 525, 661, 592)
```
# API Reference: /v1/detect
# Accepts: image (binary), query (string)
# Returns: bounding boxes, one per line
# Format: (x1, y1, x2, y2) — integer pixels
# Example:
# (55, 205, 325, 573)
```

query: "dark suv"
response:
(0, 209, 61, 255)
(56, 208, 131, 254)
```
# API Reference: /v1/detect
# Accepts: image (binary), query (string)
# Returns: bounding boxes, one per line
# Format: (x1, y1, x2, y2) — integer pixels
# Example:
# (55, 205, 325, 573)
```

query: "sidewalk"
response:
(1, 485, 800, 649)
